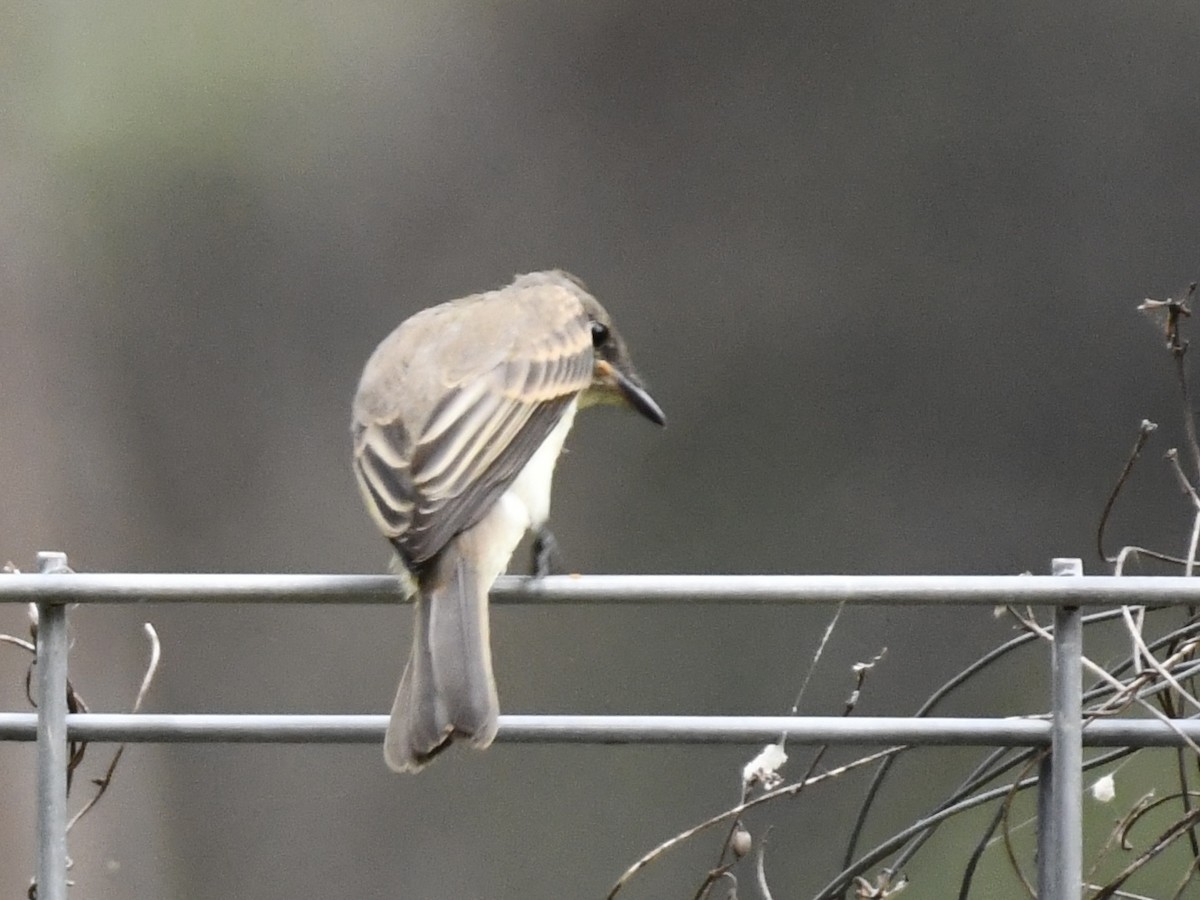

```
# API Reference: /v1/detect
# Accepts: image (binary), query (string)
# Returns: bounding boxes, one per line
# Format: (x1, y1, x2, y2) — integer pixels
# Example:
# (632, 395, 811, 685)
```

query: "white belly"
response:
(472, 399, 578, 583)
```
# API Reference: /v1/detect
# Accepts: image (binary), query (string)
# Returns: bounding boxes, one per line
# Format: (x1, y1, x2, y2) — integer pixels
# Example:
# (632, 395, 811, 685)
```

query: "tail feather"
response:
(383, 533, 499, 772)
(427, 550, 499, 746)
(383, 592, 449, 772)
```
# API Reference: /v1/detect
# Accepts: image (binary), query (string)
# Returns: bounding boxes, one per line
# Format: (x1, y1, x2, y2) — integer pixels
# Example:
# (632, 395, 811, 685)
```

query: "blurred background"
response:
(4, 0, 1200, 897)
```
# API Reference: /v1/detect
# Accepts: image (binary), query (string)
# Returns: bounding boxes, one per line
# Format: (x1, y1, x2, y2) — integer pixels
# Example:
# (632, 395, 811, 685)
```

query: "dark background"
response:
(4, 1, 1200, 897)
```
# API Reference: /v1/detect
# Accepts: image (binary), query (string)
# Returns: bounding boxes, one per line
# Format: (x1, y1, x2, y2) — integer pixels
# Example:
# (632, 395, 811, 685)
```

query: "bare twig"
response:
(1131, 605, 1148, 676)
(815, 745, 1141, 900)
(1188, 511, 1200, 580)
(1011, 607, 1200, 756)
(997, 753, 1041, 899)
(796, 648, 884, 791)
(1174, 284, 1200, 482)
(1087, 791, 1155, 884)
(851, 871, 908, 897)
(784, 601, 846, 729)
(845, 608, 1141, 883)
(692, 864, 736, 900)
(65, 624, 160, 834)
(754, 827, 774, 900)
(1113, 545, 1193, 575)
(8, 618, 162, 900)
(1173, 747, 1200, 860)
(1144, 633, 1200, 862)
(1141, 284, 1200, 480)
(847, 608, 1193, 890)
(1164, 448, 1200, 579)
(607, 748, 902, 900)
(1166, 449, 1200, 509)
(1084, 884, 1166, 900)
(0, 633, 36, 653)
(1120, 606, 1200, 716)
(829, 600, 1200, 899)
(701, 645, 884, 899)
(1118, 791, 1200, 848)
(1089, 883, 1161, 897)
(1094, 802, 1200, 898)
(1169, 851, 1200, 900)
(1099, 420, 1158, 564)
(956, 799, 1010, 899)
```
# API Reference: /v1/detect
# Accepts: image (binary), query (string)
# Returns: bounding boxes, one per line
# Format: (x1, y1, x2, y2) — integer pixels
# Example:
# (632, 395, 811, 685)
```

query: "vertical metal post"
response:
(35, 551, 70, 900)
(1044, 557, 1083, 900)
(1036, 749, 1055, 898)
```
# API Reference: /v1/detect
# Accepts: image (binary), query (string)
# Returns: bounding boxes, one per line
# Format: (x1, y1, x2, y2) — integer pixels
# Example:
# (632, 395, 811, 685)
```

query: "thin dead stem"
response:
(1099, 420, 1158, 564)
(4, 615, 162, 899)
(606, 748, 901, 900)
(998, 753, 1042, 899)
(693, 644, 884, 899)
(65, 624, 160, 835)
(1011, 607, 1200, 756)
(784, 601, 846, 723)
(1120, 606, 1200, 716)
(754, 827, 774, 900)
(1093, 803, 1200, 899)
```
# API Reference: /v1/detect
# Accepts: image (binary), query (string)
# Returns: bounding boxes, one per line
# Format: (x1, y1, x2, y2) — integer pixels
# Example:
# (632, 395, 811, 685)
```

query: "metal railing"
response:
(5, 553, 1200, 900)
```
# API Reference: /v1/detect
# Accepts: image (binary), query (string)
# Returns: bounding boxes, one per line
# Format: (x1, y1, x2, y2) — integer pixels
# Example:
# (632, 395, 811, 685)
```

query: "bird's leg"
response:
(531, 524, 562, 578)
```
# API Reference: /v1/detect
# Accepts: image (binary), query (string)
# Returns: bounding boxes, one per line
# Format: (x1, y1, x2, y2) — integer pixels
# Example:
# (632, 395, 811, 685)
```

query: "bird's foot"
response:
(531, 525, 562, 578)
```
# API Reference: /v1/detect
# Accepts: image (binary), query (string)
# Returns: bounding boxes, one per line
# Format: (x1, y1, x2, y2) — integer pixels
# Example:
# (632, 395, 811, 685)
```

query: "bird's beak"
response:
(596, 360, 666, 426)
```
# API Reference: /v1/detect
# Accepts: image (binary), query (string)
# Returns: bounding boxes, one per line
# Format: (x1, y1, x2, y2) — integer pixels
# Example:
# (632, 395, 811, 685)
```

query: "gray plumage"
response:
(351, 270, 663, 772)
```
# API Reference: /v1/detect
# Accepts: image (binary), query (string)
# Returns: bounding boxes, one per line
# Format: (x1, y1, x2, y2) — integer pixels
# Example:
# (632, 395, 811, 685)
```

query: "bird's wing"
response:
(353, 287, 594, 568)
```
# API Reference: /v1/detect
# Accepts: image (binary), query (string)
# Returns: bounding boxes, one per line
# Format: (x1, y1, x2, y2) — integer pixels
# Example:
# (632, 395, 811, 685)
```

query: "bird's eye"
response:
(590, 320, 610, 347)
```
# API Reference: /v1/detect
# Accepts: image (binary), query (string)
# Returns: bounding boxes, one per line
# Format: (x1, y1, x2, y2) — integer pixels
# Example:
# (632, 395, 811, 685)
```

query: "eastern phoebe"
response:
(351, 270, 664, 771)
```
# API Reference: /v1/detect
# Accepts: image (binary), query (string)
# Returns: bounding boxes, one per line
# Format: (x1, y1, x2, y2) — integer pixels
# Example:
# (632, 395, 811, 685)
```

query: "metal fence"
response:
(5, 553, 1200, 900)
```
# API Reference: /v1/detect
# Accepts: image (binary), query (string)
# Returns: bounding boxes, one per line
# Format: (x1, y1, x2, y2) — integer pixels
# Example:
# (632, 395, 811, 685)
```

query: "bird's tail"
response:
(384, 532, 499, 772)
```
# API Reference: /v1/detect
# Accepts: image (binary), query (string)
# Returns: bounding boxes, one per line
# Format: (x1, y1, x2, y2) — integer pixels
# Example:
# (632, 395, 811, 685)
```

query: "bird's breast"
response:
(506, 399, 577, 526)
(475, 399, 578, 582)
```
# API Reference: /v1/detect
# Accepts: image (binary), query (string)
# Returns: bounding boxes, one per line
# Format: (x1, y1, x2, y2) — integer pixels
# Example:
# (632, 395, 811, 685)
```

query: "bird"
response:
(351, 270, 665, 772)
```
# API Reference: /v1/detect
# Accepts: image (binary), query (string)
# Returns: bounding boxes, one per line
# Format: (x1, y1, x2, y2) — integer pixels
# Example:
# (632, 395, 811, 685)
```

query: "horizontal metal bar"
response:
(0, 713, 1198, 746)
(3, 573, 1200, 606)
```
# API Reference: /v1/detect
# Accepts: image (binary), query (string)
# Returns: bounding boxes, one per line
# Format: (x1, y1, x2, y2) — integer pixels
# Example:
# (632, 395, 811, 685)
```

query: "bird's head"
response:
(576, 290, 666, 427)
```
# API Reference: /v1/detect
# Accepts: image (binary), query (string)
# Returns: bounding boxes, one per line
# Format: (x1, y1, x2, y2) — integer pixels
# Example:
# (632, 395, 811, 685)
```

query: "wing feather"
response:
(352, 279, 595, 570)
(413, 390, 526, 495)
(401, 396, 574, 562)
